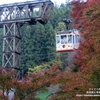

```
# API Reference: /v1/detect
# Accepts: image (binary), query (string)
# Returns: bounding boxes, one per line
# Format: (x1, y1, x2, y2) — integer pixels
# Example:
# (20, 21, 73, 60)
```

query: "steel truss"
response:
(0, 0, 54, 25)
(2, 23, 21, 78)
(0, 0, 53, 78)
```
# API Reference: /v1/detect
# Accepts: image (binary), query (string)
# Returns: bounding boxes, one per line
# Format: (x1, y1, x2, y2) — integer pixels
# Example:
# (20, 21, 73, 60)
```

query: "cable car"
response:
(56, 29, 80, 52)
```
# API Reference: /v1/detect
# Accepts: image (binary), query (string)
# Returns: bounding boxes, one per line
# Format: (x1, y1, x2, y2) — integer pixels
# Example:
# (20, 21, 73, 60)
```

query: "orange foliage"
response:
(73, 0, 100, 77)
(0, 1, 100, 100)
(0, 63, 61, 100)
(48, 0, 100, 99)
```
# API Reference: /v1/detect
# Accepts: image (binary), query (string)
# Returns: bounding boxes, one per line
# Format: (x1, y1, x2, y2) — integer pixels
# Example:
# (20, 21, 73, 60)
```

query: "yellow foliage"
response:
(28, 63, 51, 75)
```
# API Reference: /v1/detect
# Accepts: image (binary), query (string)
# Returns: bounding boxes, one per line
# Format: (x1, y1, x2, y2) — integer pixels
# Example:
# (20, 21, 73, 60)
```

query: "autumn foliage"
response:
(72, 0, 100, 79)
(0, 0, 100, 100)
(0, 63, 61, 100)
(49, 0, 100, 99)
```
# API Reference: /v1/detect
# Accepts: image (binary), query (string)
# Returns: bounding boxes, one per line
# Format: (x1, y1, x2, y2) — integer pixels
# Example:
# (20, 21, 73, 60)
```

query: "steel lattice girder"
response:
(0, 0, 54, 26)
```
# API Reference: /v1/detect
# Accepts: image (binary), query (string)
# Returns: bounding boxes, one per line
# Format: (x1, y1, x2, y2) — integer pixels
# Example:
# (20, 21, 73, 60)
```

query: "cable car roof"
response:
(56, 29, 79, 35)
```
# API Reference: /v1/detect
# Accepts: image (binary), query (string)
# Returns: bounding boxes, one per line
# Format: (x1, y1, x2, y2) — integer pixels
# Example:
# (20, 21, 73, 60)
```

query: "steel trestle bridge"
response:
(0, 0, 53, 78)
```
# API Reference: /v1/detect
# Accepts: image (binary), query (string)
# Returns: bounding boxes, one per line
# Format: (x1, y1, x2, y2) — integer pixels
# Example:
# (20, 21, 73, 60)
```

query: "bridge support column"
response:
(2, 23, 21, 78)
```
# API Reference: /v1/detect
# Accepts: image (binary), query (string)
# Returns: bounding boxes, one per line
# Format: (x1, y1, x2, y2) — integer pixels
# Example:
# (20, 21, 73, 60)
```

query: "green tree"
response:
(54, 22, 66, 33)
(44, 21, 56, 62)
(21, 21, 56, 74)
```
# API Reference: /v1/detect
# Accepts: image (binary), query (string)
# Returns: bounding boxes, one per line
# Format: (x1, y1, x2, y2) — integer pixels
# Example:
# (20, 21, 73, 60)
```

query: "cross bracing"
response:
(0, 0, 53, 26)
(2, 23, 21, 78)
(0, 0, 53, 78)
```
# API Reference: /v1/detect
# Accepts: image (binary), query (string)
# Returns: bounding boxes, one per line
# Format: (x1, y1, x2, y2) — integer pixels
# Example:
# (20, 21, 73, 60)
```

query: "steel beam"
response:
(0, 0, 54, 26)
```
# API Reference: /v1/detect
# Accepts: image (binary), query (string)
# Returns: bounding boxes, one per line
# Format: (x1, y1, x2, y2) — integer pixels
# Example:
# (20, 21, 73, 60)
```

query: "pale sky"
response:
(0, 0, 68, 5)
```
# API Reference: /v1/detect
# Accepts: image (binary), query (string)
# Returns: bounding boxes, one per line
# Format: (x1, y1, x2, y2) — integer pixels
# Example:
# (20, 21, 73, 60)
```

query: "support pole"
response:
(2, 23, 21, 78)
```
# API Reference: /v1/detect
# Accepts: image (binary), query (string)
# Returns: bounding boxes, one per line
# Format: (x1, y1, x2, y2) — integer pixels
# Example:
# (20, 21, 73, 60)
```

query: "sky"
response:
(0, 0, 68, 5)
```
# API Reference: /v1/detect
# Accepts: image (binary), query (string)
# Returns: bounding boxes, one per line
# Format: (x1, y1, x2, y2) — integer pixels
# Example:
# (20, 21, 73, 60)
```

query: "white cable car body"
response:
(56, 29, 80, 52)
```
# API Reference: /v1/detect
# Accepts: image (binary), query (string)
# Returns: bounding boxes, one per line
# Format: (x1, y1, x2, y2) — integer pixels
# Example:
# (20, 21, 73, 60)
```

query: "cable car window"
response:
(68, 35, 72, 43)
(73, 35, 74, 43)
(61, 35, 67, 44)
(76, 35, 80, 43)
(56, 36, 60, 44)
(77, 35, 80, 42)
(75, 35, 77, 43)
